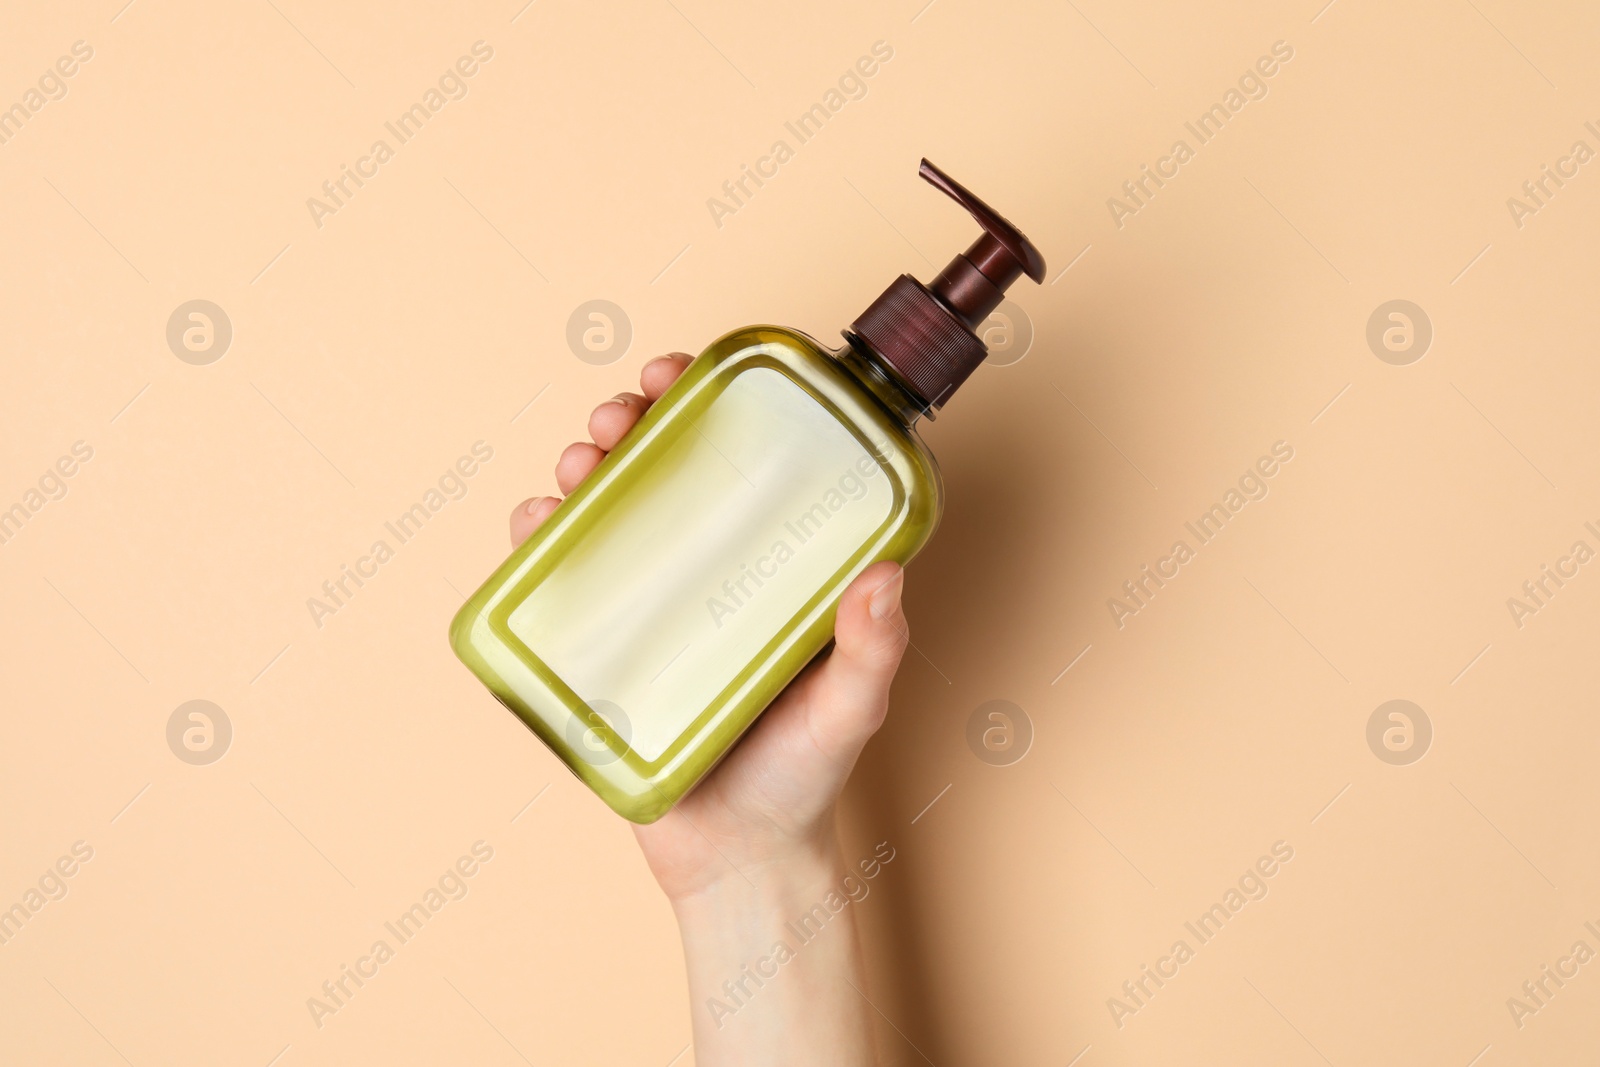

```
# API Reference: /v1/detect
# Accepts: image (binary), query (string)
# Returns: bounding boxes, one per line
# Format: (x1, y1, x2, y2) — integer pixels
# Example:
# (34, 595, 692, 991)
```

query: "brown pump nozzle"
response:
(850, 158, 1046, 411)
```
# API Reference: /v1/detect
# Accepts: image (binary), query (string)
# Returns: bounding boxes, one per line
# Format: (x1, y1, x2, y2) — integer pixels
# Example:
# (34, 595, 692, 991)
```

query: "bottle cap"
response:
(850, 159, 1046, 411)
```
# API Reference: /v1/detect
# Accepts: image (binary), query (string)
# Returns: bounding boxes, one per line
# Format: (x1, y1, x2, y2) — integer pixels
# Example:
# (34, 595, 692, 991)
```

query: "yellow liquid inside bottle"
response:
(451, 327, 942, 822)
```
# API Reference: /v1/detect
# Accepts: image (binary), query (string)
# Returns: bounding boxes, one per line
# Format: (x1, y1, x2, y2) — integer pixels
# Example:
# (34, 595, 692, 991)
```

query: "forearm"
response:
(672, 838, 877, 1066)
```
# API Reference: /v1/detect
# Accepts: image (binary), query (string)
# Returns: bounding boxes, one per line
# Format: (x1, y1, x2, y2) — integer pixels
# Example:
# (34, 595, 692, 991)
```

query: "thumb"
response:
(804, 561, 910, 767)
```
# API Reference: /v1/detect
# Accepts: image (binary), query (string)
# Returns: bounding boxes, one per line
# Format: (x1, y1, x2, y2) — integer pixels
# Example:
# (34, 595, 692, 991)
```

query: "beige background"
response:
(2, 0, 1597, 1063)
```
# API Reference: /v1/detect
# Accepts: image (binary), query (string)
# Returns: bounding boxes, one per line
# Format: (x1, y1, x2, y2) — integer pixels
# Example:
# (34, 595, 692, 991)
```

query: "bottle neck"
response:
(837, 333, 934, 427)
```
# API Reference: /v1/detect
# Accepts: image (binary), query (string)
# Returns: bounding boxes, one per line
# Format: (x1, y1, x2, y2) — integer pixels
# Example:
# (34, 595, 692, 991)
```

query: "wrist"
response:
(669, 827, 845, 920)
(671, 829, 877, 1065)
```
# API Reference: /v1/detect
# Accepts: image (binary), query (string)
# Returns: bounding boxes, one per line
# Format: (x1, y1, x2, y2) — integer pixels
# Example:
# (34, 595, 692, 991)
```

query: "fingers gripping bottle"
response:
(451, 159, 1046, 822)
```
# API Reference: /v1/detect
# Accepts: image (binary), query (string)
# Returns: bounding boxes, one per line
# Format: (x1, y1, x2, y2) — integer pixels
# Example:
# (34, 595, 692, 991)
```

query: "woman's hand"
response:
(510, 353, 907, 1064)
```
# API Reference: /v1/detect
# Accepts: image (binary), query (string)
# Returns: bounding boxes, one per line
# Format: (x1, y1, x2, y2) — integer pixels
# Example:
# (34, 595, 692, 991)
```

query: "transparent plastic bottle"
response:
(451, 160, 1045, 822)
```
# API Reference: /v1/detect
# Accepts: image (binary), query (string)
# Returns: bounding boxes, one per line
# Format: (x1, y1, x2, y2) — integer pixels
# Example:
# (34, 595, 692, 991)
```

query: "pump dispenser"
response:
(452, 158, 1045, 822)
(851, 159, 1048, 411)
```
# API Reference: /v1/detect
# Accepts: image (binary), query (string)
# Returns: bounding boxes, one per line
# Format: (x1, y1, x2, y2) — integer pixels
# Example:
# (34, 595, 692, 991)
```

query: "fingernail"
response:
(524, 497, 547, 515)
(869, 569, 903, 620)
(606, 395, 630, 406)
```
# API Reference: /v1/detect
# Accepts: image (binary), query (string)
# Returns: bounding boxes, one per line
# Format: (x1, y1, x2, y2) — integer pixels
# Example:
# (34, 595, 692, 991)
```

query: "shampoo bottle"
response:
(451, 159, 1045, 822)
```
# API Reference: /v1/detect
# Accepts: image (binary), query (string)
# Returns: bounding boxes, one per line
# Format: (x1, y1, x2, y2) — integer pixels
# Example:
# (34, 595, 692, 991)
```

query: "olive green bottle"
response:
(451, 159, 1045, 822)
